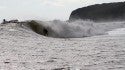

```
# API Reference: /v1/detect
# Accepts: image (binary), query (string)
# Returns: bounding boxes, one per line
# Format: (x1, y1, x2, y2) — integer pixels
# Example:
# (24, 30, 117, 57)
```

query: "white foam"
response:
(9, 29, 17, 31)
(107, 28, 125, 35)
(28, 20, 125, 38)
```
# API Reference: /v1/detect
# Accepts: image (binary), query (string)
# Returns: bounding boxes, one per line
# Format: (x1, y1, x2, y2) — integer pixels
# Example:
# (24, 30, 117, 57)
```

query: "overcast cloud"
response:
(0, 0, 125, 21)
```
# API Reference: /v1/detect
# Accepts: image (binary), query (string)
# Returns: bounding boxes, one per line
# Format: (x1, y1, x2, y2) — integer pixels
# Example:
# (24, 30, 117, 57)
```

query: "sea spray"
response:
(24, 20, 125, 38)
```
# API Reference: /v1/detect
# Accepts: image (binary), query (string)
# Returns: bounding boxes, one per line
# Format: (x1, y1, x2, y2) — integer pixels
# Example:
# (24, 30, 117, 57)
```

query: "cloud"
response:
(0, 6, 6, 9)
(42, 0, 82, 7)
(60, 0, 81, 3)
(42, 0, 64, 7)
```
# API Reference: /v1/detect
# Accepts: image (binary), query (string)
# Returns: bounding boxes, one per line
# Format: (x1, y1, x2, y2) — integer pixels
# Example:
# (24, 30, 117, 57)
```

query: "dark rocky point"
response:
(69, 2, 125, 21)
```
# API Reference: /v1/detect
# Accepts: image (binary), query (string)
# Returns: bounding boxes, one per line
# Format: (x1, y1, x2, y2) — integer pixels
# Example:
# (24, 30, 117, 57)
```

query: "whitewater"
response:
(22, 20, 125, 38)
(0, 20, 125, 70)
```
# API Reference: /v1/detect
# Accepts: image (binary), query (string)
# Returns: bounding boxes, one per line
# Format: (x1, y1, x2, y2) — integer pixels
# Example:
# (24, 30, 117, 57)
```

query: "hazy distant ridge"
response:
(69, 2, 125, 21)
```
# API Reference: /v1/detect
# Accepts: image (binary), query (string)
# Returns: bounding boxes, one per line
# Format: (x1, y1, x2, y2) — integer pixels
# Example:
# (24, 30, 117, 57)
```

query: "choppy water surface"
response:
(0, 21, 125, 70)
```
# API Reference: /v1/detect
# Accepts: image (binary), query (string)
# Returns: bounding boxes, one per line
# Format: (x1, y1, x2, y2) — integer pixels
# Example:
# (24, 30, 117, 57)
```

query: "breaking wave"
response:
(23, 20, 125, 38)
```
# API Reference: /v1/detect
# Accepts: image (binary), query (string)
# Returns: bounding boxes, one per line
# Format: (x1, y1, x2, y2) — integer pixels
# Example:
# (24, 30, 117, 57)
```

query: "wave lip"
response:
(24, 20, 98, 38)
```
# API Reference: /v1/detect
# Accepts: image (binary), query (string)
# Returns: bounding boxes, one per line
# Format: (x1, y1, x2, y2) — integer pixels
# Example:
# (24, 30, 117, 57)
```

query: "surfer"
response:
(2, 19, 7, 24)
(43, 28, 48, 36)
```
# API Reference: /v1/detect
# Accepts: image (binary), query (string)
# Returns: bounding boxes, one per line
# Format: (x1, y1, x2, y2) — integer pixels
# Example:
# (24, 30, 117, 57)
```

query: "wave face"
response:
(24, 20, 125, 38)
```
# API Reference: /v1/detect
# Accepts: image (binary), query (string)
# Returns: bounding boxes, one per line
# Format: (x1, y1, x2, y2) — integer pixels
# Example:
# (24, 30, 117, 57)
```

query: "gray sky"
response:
(0, 0, 125, 21)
